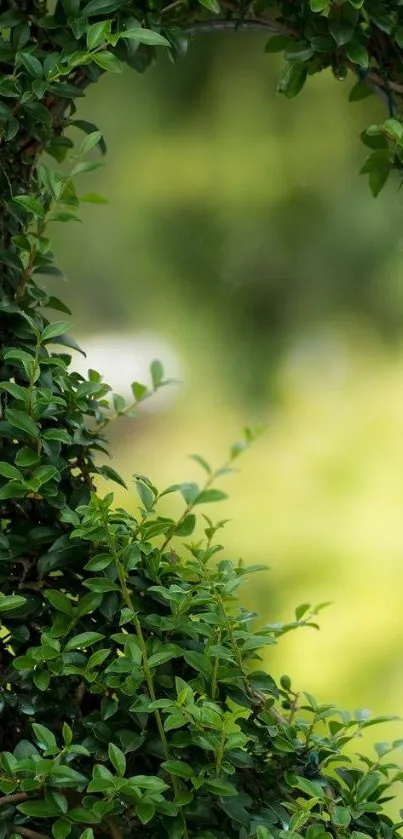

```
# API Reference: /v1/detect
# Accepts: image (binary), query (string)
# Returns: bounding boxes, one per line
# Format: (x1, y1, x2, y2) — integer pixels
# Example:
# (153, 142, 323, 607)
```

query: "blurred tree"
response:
(51, 35, 403, 402)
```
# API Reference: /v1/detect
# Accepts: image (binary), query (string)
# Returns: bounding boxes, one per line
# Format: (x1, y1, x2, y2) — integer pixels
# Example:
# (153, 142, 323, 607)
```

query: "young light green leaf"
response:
(86, 20, 111, 50)
(119, 27, 170, 46)
(80, 130, 103, 156)
(92, 52, 124, 73)
(108, 742, 126, 775)
(41, 321, 71, 342)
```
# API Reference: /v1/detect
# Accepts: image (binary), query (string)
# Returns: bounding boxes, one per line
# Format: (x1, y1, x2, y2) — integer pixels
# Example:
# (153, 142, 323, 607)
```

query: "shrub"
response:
(2, 1, 403, 838)
(1, 430, 403, 839)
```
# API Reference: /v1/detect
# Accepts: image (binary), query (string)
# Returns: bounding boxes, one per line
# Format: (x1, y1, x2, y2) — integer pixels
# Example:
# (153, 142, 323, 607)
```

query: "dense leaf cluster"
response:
(1, 0, 403, 216)
(1, 1, 403, 838)
(2, 432, 403, 839)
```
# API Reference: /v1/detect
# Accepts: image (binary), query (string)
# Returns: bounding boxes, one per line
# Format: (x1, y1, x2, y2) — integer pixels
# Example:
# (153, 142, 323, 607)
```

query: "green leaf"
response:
(70, 161, 102, 177)
(280, 674, 292, 691)
(0, 481, 26, 499)
(257, 828, 275, 839)
(179, 482, 200, 505)
(41, 321, 71, 343)
(120, 27, 170, 46)
(86, 20, 110, 50)
(80, 192, 109, 204)
(62, 723, 73, 747)
(265, 35, 293, 53)
(84, 0, 125, 15)
(277, 62, 308, 98)
(32, 723, 57, 752)
(34, 669, 50, 691)
(108, 742, 126, 775)
(13, 194, 44, 216)
(164, 713, 187, 731)
(83, 578, 120, 592)
(76, 592, 103, 617)
(151, 358, 164, 388)
(310, 0, 328, 10)
(65, 631, 104, 650)
(0, 595, 26, 614)
(396, 27, 403, 49)
(349, 81, 373, 102)
(13, 655, 35, 670)
(345, 41, 369, 69)
(148, 649, 180, 667)
(131, 381, 148, 400)
(101, 696, 119, 719)
(79, 830, 94, 839)
(355, 773, 380, 801)
(5, 408, 39, 438)
(175, 514, 196, 536)
(80, 130, 103, 155)
(189, 453, 212, 474)
(0, 462, 22, 480)
(369, 164, 390, 198)
(382, 118, 403, 142)
(135, 803, 155, 824)
(92, 51, 124, 72)
(295, 602, 311, 620)
(332, 807, 351, 827)
(290, 776, 325, 799)
(0, 250, 23, 270)
(18, 52, 43, 78)
(204, 778, 237, 796)
(127, 775, 168, 792)
(285, 42, 314, 62)
(84, 553, 113, 572)
(183, 650, 212, 679)
(52, 818, 72, 839)
(45, 590, 73, 615)
(70, 119, 107, 154)
(161, 760, 195, 779)
(18, 800, 60, 816)
(42, 428, 72, 444)
(194, 489, 228, 505)
(29, 465, 59, 489)
(198, 0, 220, 12)
(329, 18, 354, 46)
(135, 477, 156, 510)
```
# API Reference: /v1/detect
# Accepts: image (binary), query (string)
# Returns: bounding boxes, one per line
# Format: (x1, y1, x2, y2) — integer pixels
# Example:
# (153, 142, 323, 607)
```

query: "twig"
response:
(185, 18, 288, 36)
(15, 828, 51, 839)
(184, 16, 403, 101)
(104, 817, 125, 839)
(0, 791, 28, 806)
(161, 0, 186, 13)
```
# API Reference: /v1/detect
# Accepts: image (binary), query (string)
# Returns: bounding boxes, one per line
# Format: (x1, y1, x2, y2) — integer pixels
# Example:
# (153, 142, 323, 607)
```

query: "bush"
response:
(2, 1, 403, 838)
(1, 423, 403, 839)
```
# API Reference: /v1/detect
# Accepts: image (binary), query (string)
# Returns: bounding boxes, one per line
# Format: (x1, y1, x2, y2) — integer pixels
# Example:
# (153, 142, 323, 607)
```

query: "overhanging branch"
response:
(184, 18, 403, 105)
(185, 19, 286, 36)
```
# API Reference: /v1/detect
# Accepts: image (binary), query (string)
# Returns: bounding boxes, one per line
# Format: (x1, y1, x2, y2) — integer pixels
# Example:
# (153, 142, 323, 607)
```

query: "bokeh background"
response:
(49, 32, 403, 795)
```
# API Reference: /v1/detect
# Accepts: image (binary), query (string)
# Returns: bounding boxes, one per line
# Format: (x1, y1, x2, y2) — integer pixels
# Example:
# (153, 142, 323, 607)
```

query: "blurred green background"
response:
(50, 32, 403, 790)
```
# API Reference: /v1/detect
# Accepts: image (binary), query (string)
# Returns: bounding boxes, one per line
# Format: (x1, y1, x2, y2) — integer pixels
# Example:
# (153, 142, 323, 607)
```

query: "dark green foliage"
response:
(2, 436, 403, 839)
(1, 1, 403, 838)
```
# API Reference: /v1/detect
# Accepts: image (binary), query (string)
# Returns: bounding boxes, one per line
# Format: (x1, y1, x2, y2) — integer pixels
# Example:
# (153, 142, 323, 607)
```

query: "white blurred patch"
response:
(73, 332, 182, 412)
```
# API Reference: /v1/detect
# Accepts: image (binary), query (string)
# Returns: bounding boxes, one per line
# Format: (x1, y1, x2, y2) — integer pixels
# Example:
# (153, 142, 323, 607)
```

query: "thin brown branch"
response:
(184, 13, 403, 101)
(218, 0, 298, 34)
(185, 18, 289, 36)
(358, 66, 403, 95)
(15, 828, 51, 839)
(104, 816, 126, 839)
(0, 791, 28, 806)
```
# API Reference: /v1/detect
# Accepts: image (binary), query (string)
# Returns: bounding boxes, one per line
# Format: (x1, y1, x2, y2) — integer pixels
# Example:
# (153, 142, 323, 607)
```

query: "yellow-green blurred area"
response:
(49, 32, 403, 796)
